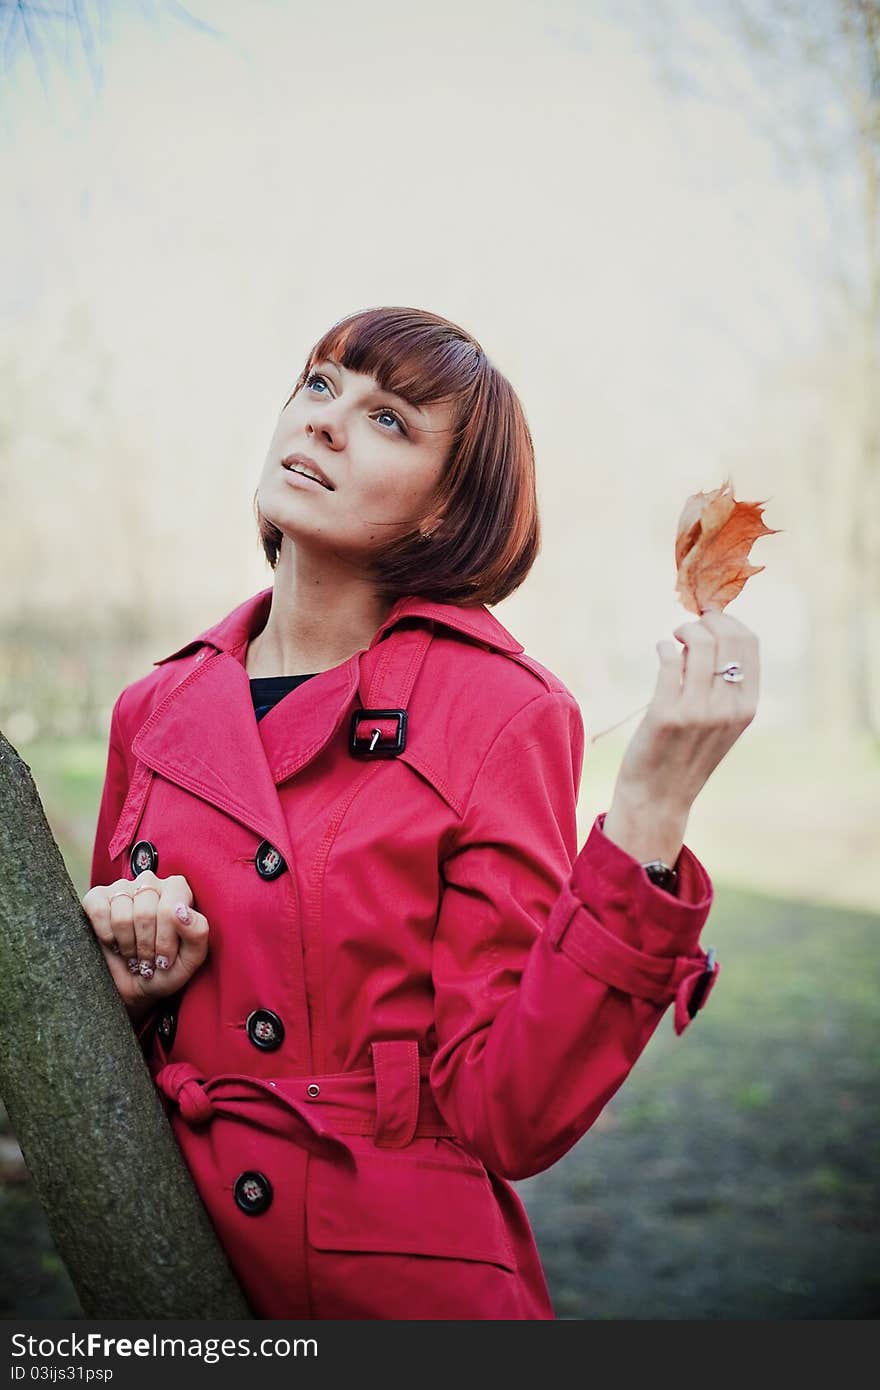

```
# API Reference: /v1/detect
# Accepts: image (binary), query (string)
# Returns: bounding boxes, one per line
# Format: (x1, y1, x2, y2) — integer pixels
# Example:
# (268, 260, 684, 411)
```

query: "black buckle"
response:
(687, 947, 717, 1020)
(349, 708, 407, 758)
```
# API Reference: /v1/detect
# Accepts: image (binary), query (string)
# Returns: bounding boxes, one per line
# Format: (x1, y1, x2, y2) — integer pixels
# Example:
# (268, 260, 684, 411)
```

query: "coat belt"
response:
(152, 1038, 455, 1158)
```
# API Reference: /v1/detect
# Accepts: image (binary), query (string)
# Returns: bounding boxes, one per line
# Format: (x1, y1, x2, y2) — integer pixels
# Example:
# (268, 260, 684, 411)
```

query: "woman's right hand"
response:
(81, 870, 210, 1018)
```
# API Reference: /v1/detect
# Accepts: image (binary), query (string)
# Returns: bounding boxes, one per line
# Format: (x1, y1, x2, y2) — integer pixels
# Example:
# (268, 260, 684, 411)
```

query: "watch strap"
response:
(640, 859, 679, 894)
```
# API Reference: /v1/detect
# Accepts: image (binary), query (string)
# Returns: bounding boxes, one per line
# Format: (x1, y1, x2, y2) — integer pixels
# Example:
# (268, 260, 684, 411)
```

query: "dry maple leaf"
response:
(674, 477, 781, 615)
(587, 478, 780, 742)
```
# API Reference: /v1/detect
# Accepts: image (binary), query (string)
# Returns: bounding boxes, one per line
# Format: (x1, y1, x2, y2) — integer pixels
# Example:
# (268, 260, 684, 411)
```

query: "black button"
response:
(234, 1170, 273, 1215)
(255, 841, 287, 880)
(246, 1009, 285, 1052)
(130, 840, 159, 876)
(157, 1009, 177, 1050)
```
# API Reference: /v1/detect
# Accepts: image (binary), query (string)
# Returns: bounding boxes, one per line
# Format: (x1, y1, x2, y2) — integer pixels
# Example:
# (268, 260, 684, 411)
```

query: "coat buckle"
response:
(349, 709, 407, 758)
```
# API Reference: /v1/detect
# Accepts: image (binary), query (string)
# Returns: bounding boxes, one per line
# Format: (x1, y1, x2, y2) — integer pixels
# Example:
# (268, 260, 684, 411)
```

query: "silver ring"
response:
(714, 662, 744, 683)
(108, 891, 133, 904)
(133, 884, 161, 897)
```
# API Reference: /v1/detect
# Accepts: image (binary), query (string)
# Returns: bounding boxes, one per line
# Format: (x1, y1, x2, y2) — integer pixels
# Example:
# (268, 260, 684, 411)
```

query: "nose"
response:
(303, 396, 345, 450)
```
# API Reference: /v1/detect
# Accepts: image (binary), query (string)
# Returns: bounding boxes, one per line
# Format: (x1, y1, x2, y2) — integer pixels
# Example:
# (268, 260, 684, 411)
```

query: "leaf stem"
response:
(588, 701, 651, 744)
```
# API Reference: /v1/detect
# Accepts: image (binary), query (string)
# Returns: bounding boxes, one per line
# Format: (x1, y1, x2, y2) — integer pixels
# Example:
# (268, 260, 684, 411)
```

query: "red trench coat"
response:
(89, 587, 718, 1320)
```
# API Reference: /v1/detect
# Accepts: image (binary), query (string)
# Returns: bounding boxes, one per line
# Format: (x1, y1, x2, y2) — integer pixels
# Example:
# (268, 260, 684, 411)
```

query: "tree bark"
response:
(0, 730, 252, 1318)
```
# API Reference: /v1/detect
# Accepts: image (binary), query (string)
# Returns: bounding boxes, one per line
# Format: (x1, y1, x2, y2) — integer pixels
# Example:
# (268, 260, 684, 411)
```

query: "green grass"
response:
(12, 737, 110, 900)
(519, 882, 879, 1319)
(576, 725, 879, 916)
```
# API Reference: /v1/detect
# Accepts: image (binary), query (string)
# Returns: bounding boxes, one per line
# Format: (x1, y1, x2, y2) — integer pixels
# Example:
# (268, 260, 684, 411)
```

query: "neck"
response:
(245, 538, 395, 678)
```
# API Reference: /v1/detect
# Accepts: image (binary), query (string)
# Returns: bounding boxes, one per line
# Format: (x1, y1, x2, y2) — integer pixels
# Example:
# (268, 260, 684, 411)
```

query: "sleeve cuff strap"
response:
(546, 896, 720, 1034)
(570, 812, 714, 955)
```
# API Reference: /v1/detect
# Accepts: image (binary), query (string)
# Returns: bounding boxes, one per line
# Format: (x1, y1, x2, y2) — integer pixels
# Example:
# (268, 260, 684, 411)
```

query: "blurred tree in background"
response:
(0, 309, 156, 741)
(631, 0, 880, 740)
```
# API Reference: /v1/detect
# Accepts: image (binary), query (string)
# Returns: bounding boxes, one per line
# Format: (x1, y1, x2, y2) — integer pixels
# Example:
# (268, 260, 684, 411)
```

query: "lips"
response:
(280, 453, 335, 490)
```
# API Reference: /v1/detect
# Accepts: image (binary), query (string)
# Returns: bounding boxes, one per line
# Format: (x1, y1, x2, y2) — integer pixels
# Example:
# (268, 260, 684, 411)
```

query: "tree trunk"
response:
(0, 730, 252, 1318)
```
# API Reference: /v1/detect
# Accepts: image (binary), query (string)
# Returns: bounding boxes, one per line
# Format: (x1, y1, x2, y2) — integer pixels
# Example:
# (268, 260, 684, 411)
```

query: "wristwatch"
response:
(640, 859, 679, 896)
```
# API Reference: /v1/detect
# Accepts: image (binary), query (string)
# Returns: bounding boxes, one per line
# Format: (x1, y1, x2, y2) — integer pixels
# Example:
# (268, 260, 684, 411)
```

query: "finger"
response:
(108, 889, 138, 967)
(168, 904, 210, 981)
(132, 881, 161, 980)
(154, 878, 195, 974)
(101, 940, 147, 1003)
(130, 869, 162, 972)
(698, 605, 757, 644)
(654, 639, 685, 707)
(82, 884, 125, 955)
(711, 638, 760, 720)
(697, 609, 759, 669)
(692, 611, 758, 710)
(671, 619, 716, 699)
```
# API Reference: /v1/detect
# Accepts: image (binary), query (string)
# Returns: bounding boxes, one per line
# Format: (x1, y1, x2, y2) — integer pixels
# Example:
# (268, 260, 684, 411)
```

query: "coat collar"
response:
(127, 589, 523, 857)
(151, 587, 524, 666)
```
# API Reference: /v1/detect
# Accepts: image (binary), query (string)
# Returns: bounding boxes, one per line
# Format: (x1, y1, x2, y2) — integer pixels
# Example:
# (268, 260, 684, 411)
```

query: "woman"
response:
(83, 305, 759, 1320)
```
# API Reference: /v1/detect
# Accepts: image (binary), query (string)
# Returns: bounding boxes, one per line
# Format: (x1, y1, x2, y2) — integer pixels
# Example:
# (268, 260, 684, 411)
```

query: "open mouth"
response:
(281, 459, 334, 490)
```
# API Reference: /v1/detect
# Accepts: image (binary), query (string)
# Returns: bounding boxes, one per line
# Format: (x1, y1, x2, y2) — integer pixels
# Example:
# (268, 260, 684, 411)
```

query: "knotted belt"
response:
(152, 1038, 455, 1163)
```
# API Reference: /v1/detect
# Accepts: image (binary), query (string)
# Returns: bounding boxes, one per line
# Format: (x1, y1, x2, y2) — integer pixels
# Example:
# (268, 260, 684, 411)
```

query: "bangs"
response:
(304, 307, 483, 421)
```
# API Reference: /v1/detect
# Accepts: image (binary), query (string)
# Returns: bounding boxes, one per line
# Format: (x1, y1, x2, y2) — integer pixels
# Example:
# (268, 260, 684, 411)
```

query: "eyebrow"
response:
(318, 357, 428, 421)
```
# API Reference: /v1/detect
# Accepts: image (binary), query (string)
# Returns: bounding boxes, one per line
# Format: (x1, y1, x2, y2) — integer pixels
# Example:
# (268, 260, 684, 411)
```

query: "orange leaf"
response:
(674, 477, 781, 615)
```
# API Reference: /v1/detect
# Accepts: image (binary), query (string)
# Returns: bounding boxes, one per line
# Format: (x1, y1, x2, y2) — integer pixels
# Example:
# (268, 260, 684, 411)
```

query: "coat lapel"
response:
(255, 655, 361, 786)
(132, 649, 294, 856)
(131, 587, 525, 844)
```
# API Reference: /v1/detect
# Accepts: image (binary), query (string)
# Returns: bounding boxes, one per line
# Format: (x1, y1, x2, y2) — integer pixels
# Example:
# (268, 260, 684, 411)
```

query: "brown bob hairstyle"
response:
(254, 306, 540, 608)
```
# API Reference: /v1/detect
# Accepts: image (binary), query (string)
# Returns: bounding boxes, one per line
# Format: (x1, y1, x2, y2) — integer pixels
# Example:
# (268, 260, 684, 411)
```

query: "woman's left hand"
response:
(613, 606, 760, 819)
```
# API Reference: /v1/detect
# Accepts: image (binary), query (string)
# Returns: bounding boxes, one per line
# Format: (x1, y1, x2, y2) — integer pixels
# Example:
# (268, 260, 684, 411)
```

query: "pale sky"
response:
(1, 0, 842, 730)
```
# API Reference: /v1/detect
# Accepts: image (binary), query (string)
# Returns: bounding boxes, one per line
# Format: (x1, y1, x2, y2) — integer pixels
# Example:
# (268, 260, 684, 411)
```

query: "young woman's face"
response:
(257, 358, 457, 566)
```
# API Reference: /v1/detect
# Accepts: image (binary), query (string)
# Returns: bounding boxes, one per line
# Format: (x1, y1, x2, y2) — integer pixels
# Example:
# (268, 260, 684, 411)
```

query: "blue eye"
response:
(375, 409, 405, 433)
(303, 371, 407, 435)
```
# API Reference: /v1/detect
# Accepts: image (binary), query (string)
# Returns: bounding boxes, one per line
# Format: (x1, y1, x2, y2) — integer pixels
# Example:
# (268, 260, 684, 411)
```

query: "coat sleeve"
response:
(429, 687, 717, 1182)
(90, 691, 129, 893)
(90, 691, 158, 1052)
